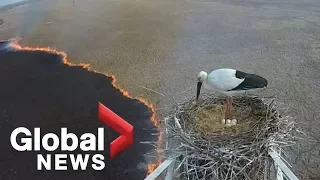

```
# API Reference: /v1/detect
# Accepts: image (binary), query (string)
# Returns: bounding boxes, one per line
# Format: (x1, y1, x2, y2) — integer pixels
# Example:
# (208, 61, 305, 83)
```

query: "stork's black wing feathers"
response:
(229, 70, 268, 91)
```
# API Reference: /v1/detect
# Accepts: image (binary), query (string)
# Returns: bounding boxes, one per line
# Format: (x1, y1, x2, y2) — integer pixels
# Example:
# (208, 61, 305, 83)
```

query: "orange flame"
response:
(147, 162, 161, 175)
(9, 40, 162, 175)
(146, 129, 165, 175)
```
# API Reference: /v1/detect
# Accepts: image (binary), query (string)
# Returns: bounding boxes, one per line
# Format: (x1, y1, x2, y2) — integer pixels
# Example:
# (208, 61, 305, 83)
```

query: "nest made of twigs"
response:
(164, 94, 297, 180)
(183, 95, 272, 136)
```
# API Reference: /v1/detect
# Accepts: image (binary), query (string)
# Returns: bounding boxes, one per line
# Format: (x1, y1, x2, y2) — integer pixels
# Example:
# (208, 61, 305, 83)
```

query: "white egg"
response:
(226, 119, 231, 126)
(231, 119, 237, 125)
(221, 119, 226, 124)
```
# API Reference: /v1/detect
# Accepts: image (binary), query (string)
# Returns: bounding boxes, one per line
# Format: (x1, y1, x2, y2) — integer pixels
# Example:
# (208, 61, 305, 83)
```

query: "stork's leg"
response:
(226, 96, 232, 119)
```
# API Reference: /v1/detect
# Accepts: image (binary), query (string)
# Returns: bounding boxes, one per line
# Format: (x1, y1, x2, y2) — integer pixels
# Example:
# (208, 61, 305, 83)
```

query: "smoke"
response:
(0, 38, 20, 52)
(14, 0, 53, 38)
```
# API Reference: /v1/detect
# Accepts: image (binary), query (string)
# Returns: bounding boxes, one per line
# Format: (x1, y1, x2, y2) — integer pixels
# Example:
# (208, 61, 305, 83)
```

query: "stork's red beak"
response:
(196, 81, 202, 100)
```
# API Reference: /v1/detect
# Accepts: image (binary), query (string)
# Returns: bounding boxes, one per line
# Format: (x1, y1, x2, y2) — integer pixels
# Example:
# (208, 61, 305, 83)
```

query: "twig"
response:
(139, 85, 165, 97)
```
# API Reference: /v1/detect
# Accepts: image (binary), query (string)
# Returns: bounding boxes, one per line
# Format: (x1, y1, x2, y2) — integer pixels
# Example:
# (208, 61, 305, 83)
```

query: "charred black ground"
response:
(0, 42, 157, 180)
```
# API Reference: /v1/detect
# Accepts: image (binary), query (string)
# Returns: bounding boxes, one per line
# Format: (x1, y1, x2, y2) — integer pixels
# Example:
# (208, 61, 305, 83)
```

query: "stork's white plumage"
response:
(196, 68, 268, 118)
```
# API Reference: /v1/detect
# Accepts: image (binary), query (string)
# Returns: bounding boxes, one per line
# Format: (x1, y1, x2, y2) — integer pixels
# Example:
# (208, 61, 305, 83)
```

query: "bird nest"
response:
(163, 94, 297, 180)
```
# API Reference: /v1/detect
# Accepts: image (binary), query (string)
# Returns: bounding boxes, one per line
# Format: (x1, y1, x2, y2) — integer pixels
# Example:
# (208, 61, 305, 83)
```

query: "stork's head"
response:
(197, 71, 207, 83)
(196, 71, 207, 100)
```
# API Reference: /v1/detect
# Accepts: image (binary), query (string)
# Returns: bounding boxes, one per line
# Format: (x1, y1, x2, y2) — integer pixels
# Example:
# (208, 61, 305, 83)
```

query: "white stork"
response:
(196, 68, 268, 118)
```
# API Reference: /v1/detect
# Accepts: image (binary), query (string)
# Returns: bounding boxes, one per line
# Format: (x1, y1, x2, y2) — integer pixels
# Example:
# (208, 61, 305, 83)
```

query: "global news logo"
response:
(9, 103, 134, 171)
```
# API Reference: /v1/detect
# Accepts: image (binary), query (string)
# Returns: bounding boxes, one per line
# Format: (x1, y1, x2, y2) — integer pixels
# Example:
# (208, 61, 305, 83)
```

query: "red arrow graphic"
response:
(98, 102, 134, 159)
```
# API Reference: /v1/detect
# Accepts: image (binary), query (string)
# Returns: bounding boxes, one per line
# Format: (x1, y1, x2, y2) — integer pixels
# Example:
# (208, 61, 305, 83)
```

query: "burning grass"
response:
(1, 39, 161, 176)
(162, 93, 298, 180)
